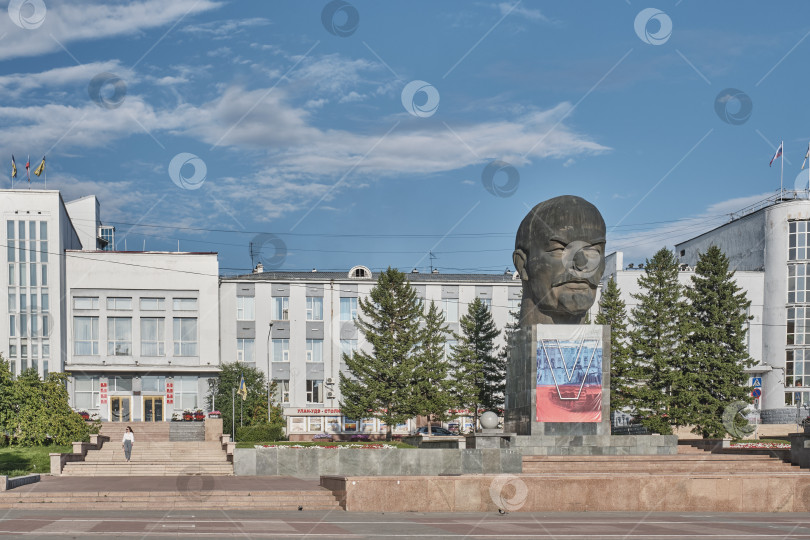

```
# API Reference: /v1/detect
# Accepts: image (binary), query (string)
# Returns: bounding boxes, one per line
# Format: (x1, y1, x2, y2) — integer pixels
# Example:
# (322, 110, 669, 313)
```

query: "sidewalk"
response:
(8, 475, 324, 493)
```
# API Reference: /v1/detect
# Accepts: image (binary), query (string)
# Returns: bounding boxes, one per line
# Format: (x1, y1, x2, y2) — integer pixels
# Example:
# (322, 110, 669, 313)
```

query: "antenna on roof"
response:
(429, 251, 436, 274)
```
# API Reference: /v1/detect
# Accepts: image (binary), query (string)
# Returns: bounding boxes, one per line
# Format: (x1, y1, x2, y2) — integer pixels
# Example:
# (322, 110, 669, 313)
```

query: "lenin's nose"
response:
(573, 250, 588, 270)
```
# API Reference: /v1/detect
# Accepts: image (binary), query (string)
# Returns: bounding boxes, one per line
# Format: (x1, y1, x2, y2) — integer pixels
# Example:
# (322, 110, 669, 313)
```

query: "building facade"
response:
(219, 266, 534, 437)
(1, 189, 219, 422)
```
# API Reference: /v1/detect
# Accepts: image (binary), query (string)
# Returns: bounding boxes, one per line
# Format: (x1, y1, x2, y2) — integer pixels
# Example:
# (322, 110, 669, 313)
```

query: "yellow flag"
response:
(34, 156, 45, 177)
(237, 374, 247, 401)
(11, 155, 16, 179)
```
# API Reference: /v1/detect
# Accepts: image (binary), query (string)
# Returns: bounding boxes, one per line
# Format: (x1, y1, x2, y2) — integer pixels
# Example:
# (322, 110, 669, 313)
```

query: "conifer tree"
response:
(677, 246, 754, 438)
(339, 267, 423, 440)
(411, 301, 453, 435)
(451, 298, 502, 430)
(595, 277, 633, 413)
(629, 248, 686, 434)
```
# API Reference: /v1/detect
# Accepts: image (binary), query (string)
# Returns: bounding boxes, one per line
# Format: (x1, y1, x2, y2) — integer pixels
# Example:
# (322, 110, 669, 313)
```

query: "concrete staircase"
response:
(60, 422, 232, 477)
(522, 443, 806, 475)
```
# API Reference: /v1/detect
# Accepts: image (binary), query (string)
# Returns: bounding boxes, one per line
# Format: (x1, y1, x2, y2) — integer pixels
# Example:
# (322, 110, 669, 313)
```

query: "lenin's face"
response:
(525, 228, 605, 317)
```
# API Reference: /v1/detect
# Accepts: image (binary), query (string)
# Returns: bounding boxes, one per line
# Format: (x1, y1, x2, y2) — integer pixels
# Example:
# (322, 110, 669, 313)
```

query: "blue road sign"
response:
(752, 377, 762, 388)
(752, 388, 761, 399)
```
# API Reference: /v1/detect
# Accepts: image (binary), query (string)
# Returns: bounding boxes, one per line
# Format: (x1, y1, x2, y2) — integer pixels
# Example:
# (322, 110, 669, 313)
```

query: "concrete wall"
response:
(234, 447, 523, 476)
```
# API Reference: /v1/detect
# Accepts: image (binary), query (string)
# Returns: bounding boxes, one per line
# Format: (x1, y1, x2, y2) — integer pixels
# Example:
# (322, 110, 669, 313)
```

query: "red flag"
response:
(769, 142, 783, 167)
(25, 155, 30, 181)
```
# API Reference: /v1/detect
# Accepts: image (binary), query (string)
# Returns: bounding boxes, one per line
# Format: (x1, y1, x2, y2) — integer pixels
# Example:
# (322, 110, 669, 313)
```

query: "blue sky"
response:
(2, 0, 810, 274)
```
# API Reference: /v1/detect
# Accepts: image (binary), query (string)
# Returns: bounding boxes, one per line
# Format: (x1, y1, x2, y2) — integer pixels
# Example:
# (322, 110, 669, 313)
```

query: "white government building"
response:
(3, 188, 806, 430)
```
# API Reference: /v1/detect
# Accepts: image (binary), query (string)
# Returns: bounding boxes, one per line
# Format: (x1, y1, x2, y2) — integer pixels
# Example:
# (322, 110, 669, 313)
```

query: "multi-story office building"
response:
(1, 189, 219, 422)
(219, 266, 529, 437)
(602, 194, 810, 424)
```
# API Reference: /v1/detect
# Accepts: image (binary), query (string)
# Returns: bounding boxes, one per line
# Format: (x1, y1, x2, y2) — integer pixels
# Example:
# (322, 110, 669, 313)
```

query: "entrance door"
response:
(110, 396, 131, 422)
(143, 396, 164, 422)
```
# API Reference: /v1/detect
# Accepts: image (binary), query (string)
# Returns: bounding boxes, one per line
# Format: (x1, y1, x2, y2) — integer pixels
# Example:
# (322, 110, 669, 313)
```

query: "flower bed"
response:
(729, 442, 790, 449)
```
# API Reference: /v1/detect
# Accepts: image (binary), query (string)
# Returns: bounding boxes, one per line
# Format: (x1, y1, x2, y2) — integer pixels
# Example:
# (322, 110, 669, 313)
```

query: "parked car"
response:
(415, 426, 455, 436)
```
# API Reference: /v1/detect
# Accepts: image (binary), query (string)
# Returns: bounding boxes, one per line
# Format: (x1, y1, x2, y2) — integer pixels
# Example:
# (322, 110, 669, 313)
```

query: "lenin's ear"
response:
(513, 249, 528, 281)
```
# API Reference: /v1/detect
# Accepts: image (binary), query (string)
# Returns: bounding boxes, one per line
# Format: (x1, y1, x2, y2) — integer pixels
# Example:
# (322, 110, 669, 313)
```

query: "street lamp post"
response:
(266, 322, 274, 421)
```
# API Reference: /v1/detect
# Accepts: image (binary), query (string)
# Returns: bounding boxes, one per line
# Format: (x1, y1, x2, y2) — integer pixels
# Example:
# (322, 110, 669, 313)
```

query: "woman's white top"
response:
(122, 432, 135, 443)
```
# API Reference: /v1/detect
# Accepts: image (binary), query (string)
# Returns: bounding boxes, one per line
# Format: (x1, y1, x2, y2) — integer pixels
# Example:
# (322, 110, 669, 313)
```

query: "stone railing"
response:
(0, 474, 40, 491)
(49, 434, 107, 476)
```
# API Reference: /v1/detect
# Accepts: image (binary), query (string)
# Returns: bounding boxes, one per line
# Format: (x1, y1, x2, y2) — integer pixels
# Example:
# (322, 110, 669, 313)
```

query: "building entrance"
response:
(110, 396, 131, 422)
(143, 396, 164, 422)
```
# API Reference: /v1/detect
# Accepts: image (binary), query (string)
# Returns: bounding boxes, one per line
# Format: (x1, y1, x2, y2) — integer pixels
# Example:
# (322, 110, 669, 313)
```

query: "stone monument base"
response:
(465, 433, 677, 455)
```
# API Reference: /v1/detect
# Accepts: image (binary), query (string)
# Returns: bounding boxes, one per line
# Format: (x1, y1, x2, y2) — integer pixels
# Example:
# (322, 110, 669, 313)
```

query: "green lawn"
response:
(236, 440, 416, 449)
(0, 445, 72, 476)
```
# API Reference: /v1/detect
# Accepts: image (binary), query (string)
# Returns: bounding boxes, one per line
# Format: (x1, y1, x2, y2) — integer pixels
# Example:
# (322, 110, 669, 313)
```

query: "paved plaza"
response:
(1, 510, 810, 538)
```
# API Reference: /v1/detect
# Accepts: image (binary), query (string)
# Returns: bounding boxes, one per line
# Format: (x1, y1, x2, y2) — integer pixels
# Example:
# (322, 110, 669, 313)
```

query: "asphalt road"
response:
(1, 510, 810, 539)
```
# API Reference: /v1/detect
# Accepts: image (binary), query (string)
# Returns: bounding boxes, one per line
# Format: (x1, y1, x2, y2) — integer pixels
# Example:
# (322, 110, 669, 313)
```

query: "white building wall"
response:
(64, 196, 100, 251)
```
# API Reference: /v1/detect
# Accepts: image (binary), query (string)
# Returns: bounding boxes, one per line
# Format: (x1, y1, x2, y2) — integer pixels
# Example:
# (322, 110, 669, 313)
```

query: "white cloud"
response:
(498, 2, 552, 23)
(0, 0, 221, 61)
(0, 77, 609, 221)
(181, 17, 270, 38)
(563, 158, 575, 167)
(0, 61, 133, 99)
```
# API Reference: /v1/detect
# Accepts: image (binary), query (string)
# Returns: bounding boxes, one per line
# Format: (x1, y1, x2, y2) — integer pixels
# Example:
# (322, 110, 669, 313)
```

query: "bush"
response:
(236, 423, 285, 442)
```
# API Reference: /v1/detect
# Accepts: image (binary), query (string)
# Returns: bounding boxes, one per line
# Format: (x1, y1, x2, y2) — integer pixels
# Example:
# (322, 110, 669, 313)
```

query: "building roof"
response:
(222, 270, 521, 284)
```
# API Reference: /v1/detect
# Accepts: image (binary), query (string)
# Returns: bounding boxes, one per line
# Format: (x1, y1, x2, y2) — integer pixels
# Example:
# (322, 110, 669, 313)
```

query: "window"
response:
(41, 290, 48, 312)
(443, 299, 459, 323)
(788, 307, 810, 345)
(340, 339, 358, 361)
(99, 225, 114, 251)
(141, 318, 165, 356)
(8, 289, 15, 312)
(306, 379, 323, 403)
(74, 376, 100, 409)
(237, 297, 255, 321)
(480, 298, 492, 309)
(106, 297, 132, 310)
(140, 297, 165, 310)
(340, 297, 357, 321)
(173, 318, 198, 356)
(272, 339, 289, 362)
(175, 376, 198, 409)
(8, 263, 14, 286)
(273, 379, 290, 403)
(109, 376, 132, 392)
(306, 339, 323, 362)
(790, 221, 810, 261)
(40, 265, 47, 286)
(272, 297, 289, 320)
(789, 263, 810, 303)
(19, 294, 27, 312)
(74, 297, 99, 310)
(237, 338, 255, 363)
(306, 297, 323, 321)
(785, 390, 810, 406)
(142, 375, 165, 392)
(786, 349, 810, 388)
(8, 343, 16, 357)
(8, 315, 15, 337)
(19, 263, 25, 287)
(74, 316, 99, 355)
(173, 298, 197, 311)
(107, 317, 132, 356)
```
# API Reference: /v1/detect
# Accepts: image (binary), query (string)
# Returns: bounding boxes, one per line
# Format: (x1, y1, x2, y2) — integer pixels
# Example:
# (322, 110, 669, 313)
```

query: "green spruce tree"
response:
(629, 248, 687, 434)
(595, 277, 633, 413)
(678, 245, 755, 438)
(339, 267, 423, 440)
(451, 297, 502, 430)
(411, 301, 453, 435)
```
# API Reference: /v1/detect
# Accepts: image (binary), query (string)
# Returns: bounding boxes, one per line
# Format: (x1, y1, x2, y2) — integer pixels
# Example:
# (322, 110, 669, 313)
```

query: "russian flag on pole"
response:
(770, 142, 783, 167)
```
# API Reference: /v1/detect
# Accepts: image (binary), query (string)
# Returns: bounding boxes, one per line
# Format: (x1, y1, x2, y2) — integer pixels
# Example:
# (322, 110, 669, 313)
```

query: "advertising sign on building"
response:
(536, 325, 603, 423)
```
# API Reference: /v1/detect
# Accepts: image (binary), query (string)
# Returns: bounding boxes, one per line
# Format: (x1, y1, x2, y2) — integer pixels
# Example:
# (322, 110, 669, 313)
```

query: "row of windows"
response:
(9, 314, 50, 338)
(789, 221, 810, 261)
(74, 316, 198, 357)
(7, 220, 47, 241)
(7, 358, 48, 378)
(74, 375, 198, 409)
(8, 340, 49, 360)
(270, 379, 322, 404)
(9, 289, 49, 312)
(237, 338, 358, 363)
(237, 296, 499, 323)
(74, 297, 197, 311)
(7, 263, 47, 287)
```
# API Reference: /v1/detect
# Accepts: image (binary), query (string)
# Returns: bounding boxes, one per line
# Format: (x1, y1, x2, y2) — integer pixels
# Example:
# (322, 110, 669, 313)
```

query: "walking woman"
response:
(122, 426, 134, 462)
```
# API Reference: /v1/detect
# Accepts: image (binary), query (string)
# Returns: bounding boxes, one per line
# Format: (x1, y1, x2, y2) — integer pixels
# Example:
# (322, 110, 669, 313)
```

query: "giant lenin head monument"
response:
(504, 195, 611, 436)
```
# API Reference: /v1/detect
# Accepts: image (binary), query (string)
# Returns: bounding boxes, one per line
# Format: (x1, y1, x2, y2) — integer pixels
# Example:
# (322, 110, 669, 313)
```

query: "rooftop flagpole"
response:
(781, 140, 784, 197)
